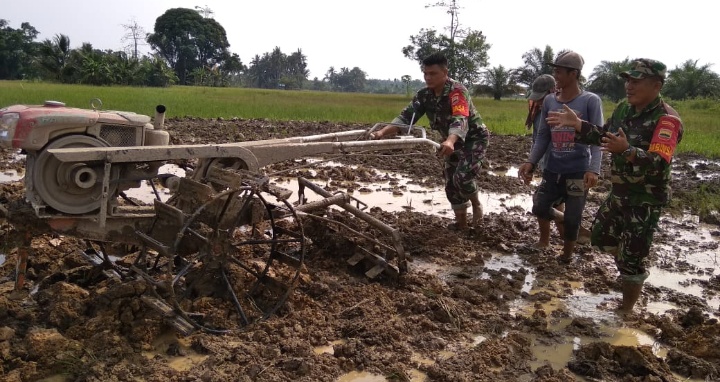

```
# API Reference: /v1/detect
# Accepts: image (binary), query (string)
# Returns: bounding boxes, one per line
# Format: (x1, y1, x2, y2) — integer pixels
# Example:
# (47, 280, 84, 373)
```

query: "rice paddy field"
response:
(1, 80, 718, 156)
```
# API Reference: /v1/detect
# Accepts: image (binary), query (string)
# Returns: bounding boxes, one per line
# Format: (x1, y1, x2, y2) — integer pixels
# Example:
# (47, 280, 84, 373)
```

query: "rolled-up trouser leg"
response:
(591, 197, 661, 282)
(561, 177, 587, 242)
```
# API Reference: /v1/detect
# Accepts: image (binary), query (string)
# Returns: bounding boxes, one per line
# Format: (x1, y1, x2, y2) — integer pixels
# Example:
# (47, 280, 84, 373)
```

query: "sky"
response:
(3, 0, 717, 81)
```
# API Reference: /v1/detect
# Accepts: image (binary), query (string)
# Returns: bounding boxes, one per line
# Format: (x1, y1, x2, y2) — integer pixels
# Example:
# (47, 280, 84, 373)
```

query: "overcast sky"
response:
(4, 0, 716, 81)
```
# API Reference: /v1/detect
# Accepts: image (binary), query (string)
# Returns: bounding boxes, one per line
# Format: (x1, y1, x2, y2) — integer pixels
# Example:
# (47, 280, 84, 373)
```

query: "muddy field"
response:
(1, 118, 719, 382)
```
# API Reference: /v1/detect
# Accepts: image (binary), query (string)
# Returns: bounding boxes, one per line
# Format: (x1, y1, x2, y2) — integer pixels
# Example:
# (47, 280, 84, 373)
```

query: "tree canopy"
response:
(147, 8, 231, 85)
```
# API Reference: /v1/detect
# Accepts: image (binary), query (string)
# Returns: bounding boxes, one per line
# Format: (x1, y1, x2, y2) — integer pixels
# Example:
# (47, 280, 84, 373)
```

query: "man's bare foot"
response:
(531, 242, 550, 249)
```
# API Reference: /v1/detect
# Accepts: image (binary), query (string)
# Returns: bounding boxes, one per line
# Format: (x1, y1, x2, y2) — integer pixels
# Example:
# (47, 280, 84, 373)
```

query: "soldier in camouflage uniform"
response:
(370, 52, 490, 231)
(547, 59, 683, 313)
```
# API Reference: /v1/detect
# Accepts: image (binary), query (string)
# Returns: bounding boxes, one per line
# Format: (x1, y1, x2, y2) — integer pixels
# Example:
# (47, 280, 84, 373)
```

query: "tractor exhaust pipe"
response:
(153, 105, 166, 130)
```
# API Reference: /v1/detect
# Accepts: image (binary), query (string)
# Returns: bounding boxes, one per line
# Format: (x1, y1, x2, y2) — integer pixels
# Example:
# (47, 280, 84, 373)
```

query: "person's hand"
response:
(518, 162, 535, 185)
(584, 171, 598, 189)
(601, 128, 630, 154)
(368, 125, 395, 140)
(437, 139, 455, 157)
(547, 104, 581, 131)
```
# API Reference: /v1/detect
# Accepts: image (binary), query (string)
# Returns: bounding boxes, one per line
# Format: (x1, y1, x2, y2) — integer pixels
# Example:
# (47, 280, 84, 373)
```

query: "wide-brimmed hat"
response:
(528, 74, 556, 101)
(548, 51, 584, 71)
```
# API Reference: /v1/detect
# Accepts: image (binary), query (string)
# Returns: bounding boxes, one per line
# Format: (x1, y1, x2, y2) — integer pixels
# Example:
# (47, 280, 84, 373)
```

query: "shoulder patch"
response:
(449, 88, 469, 117)
(648, 115, 681, 163)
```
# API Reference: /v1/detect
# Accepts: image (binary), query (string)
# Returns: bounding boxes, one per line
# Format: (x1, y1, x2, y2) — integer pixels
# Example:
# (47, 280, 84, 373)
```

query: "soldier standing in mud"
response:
(519, 51, 603, 261)
(547, 59, 683, 314)
(369, 52, 490, 231)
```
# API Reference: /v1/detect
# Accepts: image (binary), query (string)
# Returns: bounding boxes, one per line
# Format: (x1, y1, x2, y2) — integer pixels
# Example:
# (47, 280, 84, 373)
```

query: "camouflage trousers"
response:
(443, 138, 487, 210)
(590, 196, 662, 284)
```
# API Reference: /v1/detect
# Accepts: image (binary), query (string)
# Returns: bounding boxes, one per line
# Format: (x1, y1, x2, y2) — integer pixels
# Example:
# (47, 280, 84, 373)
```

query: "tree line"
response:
(2, 5, 719, 100)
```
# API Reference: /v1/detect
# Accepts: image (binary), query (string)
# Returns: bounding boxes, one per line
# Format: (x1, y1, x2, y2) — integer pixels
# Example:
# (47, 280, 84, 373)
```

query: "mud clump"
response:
(0, 118, 719, 381)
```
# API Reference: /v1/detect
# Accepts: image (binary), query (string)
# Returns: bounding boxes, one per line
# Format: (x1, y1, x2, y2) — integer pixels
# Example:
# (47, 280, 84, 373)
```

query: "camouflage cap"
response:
(528, 74, 556, 101)
(620, 59, 667, 80)
(547, 51, 584, 71)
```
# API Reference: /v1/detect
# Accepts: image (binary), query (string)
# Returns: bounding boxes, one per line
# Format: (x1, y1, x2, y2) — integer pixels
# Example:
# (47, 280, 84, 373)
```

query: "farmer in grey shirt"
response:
(519, 51, 603, 262)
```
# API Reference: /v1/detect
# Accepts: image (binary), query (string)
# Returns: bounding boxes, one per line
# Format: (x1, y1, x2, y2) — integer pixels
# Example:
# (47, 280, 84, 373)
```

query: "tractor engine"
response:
(0, 100, 169, 215)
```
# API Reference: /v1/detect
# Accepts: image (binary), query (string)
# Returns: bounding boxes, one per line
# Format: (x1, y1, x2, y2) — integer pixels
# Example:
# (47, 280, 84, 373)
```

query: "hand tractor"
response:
(0, 99, 439, 334)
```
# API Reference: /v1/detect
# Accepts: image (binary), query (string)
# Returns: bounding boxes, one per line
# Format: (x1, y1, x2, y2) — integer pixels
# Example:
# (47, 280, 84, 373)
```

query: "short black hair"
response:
(422, 52, 448, 68)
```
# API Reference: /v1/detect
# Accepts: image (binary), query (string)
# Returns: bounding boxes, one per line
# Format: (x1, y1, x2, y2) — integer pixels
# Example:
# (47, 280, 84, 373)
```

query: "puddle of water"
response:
(336, 371, 387, 382)
(313, 339, 346, 355)
(0, 169, 23, 183)
(272, 160, 531, 215)
(650, 216, 720, 312)
(674, 159, 720, 180)
(0, 253, 5, 266)
(35, 376, 67, 382)
(122, 164, 187, 204)
(140, 330, 208, 371)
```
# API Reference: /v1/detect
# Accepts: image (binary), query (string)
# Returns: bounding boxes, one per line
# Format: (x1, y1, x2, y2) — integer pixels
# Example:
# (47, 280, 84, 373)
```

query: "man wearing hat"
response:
(519, 51, 604, 259)
(547, 58, 684, 314)
(525, 74, 556, 170)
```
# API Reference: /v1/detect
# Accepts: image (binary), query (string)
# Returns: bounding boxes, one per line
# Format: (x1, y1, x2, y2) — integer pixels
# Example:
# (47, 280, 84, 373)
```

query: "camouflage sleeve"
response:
(634, 115, 683, 168)
(447, 88, 470, 141)
(576, 120, 605, 145)
(392, 96, 425, 125)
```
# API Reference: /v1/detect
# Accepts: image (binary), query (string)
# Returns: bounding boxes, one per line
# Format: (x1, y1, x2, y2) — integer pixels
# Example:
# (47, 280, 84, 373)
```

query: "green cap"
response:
(620, 59, 667, 80)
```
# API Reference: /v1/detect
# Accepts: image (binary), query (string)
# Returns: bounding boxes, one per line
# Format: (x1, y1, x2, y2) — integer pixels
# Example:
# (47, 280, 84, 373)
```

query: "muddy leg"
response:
(536, 218, 551, 248)
(618, 281, 643, 313)
(469, 192, 483, 227)
(14, 231, 31, 292)
(452, 209, 468, 231)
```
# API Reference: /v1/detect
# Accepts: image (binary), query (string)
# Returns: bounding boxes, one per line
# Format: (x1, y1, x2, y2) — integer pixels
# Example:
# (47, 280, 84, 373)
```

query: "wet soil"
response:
(1, 118, 719, 382)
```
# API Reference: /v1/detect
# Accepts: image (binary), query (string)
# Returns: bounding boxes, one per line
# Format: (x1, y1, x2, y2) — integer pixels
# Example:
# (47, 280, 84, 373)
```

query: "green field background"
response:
(1, 81, 718, 157)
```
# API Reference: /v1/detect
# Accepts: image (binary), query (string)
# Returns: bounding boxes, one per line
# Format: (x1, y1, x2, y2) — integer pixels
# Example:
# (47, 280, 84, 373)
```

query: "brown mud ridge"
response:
(1, 118, 719, 381)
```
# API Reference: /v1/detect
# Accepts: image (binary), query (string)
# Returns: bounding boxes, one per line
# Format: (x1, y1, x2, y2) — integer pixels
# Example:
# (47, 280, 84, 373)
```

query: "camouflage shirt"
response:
(392, 79, 489, 149)
(577, 96, 683, 206)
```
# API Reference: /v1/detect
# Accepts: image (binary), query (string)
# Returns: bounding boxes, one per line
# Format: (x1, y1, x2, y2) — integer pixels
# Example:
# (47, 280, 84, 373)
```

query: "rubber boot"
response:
(469, 193, 483, 227)
(619, 281, 643, 313)
(451, 209, 468, 231)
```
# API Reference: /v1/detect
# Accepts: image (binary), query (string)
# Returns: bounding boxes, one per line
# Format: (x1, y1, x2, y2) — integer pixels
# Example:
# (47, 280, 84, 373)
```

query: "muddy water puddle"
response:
(0, 169, 22, 183)
(274, 163, 531, 216)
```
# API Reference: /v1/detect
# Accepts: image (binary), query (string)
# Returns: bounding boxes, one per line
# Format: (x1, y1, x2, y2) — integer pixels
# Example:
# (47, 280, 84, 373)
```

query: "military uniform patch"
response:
(649, 115, 681, 163)
(449, 89, 469, 117)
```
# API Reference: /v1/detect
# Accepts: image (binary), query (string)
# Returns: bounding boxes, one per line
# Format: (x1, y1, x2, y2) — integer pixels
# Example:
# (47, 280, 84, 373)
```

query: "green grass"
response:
(1, 81, 718, 157)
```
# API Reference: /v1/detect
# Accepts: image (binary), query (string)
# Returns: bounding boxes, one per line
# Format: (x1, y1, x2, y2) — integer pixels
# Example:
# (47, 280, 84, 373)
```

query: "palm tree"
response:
(481, 65, 516, 100)
(663, 60, 720, 100)
(37, 33, 72, 81)
(514, 45, 554, 87)
(586, 58, 633, 101)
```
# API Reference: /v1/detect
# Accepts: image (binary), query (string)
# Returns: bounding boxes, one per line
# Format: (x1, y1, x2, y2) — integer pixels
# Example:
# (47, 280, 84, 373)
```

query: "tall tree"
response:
(514, 45, 554, 87)
(245, 47, 308, 90)
(403, 1, 489, 86)
(663, 60, 720, 100)
(402, 28, 489, 86)
(0, 20, 39, 80)
(586, 58, 633, 102)
(147, 8, 230, 85)
(401, 74, 412, 96)
(121, 18, 147, 60)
